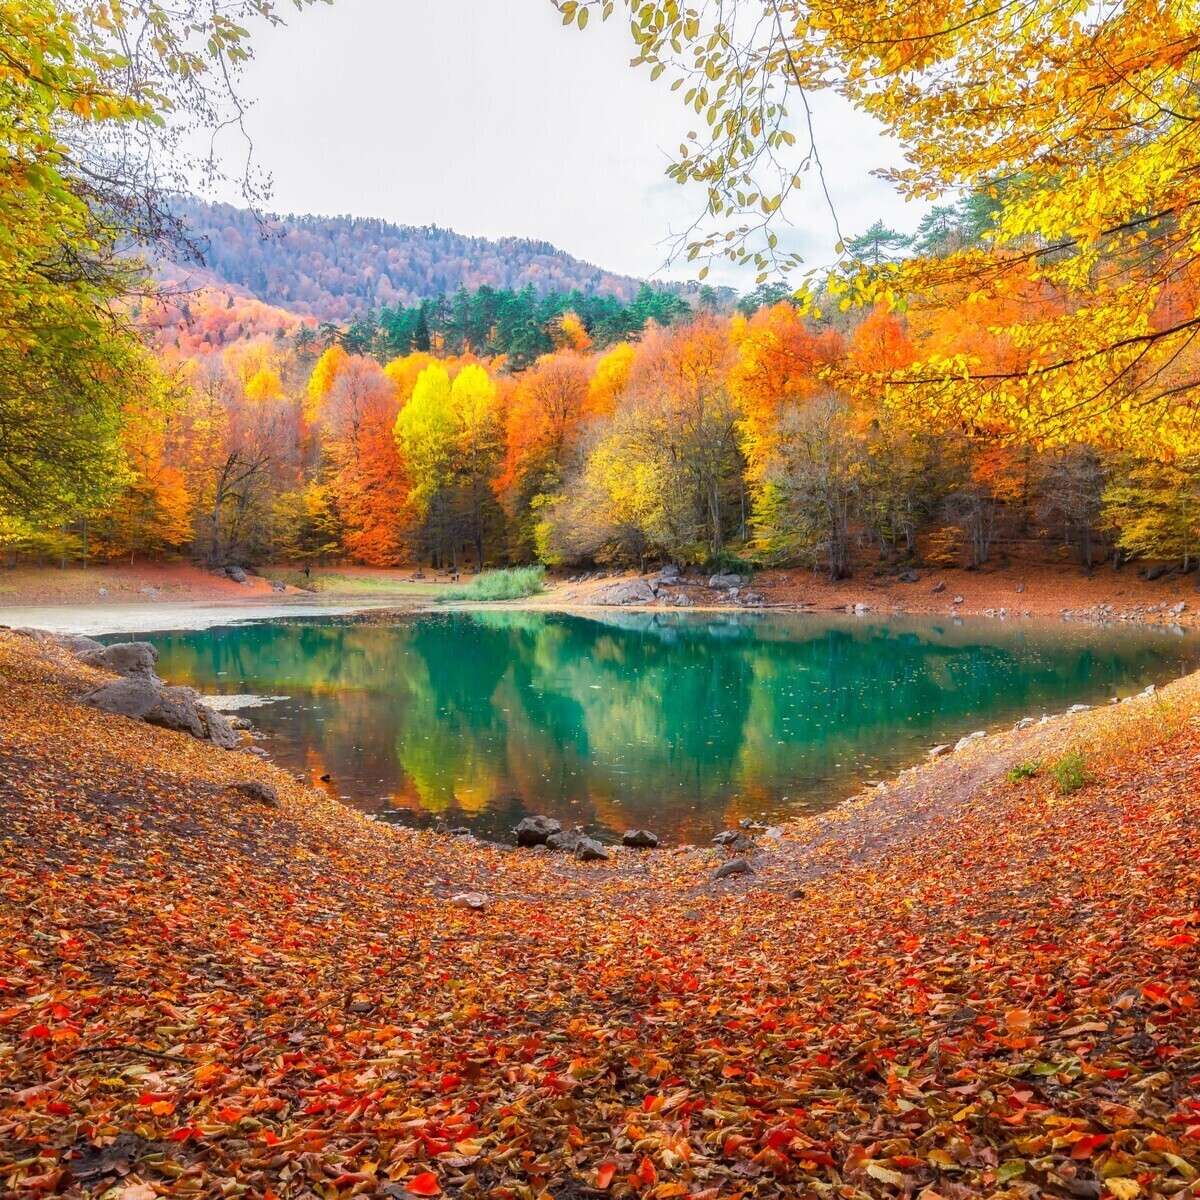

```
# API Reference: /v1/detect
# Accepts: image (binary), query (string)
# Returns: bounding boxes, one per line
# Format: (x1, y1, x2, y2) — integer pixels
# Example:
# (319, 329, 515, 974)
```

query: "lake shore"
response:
(3, 558, 1200, 633)
(2, 629, 1198, 1197)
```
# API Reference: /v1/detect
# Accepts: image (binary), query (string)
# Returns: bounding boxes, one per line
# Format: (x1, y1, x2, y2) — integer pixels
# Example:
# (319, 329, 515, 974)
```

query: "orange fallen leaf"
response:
(406, 1172, 441, 1196)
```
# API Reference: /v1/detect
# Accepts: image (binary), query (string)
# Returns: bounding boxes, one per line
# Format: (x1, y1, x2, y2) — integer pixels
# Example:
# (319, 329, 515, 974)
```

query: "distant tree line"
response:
(317, 283, 695, 369)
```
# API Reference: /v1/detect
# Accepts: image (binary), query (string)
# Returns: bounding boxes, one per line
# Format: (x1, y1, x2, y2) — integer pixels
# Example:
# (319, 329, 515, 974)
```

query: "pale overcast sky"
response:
(203, 0, 918, 286)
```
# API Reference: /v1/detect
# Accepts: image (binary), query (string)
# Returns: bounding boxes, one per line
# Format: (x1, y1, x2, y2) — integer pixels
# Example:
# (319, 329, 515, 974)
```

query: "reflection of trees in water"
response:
(146, 613, 1200, 841)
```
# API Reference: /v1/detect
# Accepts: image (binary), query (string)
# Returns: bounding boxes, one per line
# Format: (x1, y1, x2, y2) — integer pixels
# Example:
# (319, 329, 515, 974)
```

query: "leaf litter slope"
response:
(0, 634, 1197, 1199)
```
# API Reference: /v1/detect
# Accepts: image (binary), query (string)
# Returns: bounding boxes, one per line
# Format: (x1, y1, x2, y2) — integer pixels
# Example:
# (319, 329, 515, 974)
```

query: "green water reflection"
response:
(139, 610, 1199, 842)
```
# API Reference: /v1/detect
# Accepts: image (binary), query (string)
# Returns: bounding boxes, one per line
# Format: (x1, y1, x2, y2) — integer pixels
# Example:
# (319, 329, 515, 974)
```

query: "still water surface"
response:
(138, 610, 1199, 842)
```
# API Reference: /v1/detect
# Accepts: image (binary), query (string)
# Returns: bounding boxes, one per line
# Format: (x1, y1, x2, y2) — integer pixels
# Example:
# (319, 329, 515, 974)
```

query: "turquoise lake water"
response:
(135, 609, 1199, 842)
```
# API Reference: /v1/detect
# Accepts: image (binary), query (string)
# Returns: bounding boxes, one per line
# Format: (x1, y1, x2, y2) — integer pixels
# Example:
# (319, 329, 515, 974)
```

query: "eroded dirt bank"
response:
(0, 632, 1198, 1199)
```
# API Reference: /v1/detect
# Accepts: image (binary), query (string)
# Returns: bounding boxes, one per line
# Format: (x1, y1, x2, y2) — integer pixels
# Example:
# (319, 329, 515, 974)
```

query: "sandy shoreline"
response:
(4, 559, 1200, 633)
(0, 597, 415, 636)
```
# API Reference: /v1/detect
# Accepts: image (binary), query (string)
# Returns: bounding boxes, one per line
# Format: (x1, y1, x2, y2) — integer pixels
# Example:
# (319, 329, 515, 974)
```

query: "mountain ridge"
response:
(167, 199, 646, 323)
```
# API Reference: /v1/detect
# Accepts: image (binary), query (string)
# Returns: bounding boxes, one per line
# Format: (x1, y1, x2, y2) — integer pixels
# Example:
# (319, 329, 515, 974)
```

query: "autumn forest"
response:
(5, 2, 1200, 1200)
(14, 195, 1200, 583)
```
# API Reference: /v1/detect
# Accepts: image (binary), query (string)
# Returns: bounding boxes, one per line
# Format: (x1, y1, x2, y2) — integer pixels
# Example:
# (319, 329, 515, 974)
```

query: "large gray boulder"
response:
(148, 686, 210, 739)
(513, 814, 562, 846)
(575, 836, 610, 862)
(52, 634, 105, 655)
(715, 856, 754, 879)
(592, 579, 657, 607)
(708, 573, 745, 590)
(79, 641, 160, 678)
(78, 675, 162, 720)
(546, 826, 589, 853)
(202, 706, 240, 749)
(622, 829, 660, 849)
(78, 677, 239, 749)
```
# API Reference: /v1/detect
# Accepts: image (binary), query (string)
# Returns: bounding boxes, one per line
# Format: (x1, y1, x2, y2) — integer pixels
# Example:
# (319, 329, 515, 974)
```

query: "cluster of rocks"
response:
(13, 629, 244, 751)
(591, 579, 659, 607)
(78, 643, 241, 750)
(584, 566, 767, 609)
(511, 815, 660, 861)
(1059, 599, 1189, 624)
(713, 827, 758, 854)
(707, 572, 744, 590)
(564, 570, 622, 584)
(211, 564, 251, 584)
(704, 573, 765, 606)
(925, 680, 1166, 766)
(927, 729, 987, 757)
(708, 817, 784, 882)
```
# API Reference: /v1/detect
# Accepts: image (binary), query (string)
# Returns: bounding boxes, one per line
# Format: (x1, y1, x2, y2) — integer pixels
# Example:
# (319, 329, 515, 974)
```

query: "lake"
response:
(135, 609, 1199, 843)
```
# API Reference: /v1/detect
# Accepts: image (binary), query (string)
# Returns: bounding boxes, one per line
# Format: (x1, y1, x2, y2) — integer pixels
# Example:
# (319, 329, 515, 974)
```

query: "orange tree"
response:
(554, 0, 1200, 454)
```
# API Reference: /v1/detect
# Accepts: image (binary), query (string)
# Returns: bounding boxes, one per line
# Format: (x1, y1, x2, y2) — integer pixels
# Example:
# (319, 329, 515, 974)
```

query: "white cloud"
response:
(199, 0, 921, 287)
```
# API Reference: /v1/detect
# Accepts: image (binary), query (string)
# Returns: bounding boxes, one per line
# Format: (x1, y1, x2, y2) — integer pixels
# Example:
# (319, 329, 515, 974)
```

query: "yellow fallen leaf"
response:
(866, 1162, 904, 1187)
(1105, 1181, 1140, 1200)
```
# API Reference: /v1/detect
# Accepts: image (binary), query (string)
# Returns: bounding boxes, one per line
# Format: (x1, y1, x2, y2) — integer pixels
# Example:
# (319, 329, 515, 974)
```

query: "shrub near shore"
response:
(0, 632, 1198, 1198)
(440, 566, 547, 602)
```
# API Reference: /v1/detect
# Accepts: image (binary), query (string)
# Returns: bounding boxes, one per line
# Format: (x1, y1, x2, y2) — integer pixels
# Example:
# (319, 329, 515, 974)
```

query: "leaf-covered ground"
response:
(0, 632, 1198, 1200)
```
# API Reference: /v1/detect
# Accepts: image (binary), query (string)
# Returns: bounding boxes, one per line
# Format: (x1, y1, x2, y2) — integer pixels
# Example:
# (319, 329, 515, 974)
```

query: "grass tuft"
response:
(1005, 761, 1042, 784)
(439, 567, 546, 603)
(1050, 751, 1094, 796)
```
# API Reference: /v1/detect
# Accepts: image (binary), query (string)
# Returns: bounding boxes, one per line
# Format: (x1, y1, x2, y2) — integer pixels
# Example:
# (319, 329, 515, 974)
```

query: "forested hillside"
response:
(169, 200, 645, 321)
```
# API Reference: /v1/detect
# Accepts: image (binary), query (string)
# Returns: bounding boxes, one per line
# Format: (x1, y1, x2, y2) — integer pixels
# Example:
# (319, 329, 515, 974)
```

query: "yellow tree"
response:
(588, 343, 636, 418)
(555, 0, 1200, 453)
(450, 364, 501, 568)
(0, 0, 321, 528)
(395, 364, 459, 565)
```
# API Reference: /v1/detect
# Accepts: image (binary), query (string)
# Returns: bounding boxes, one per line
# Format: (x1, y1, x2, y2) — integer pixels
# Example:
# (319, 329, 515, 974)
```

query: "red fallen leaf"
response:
(406, 1172, 441, 1196)
(25, 1024, 51, 1040)
(798, 1151, 838, 1168)
(1071, 1134, 1108, 1159)
(764, 1128, 792, 1151)
(596, 1163, 617, 1189)
(638, 1156, 657, 1186)
(46, 1101, 70, 1115)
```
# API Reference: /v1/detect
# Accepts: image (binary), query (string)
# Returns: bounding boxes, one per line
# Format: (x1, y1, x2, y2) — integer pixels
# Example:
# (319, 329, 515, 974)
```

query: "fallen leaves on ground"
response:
(0, 632, 1198, 1199)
